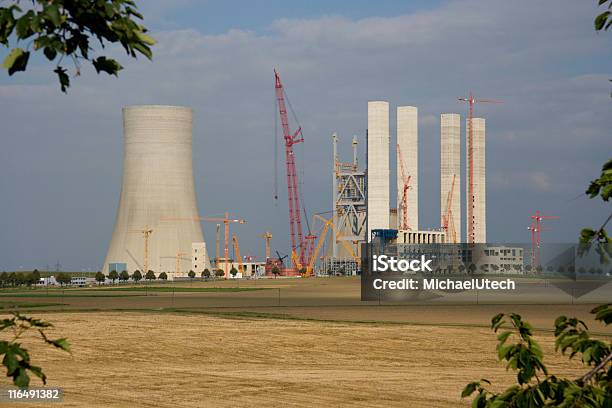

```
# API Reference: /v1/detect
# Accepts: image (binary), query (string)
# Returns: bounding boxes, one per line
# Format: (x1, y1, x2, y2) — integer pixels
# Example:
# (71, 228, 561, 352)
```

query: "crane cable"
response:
(284, 87, 313, 235)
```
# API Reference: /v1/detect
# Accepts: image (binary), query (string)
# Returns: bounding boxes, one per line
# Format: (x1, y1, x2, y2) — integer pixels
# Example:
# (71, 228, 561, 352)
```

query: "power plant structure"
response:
(99, 90, 491, 278)
(331, 133, 366, 257)
(102, 105, 211, 279)
(469, 117, 487, 243)
(365, 99, 490, 246)
(441, 113, 461, 243)
(396, 106, 418, 231)
(366, 101, 390, 237)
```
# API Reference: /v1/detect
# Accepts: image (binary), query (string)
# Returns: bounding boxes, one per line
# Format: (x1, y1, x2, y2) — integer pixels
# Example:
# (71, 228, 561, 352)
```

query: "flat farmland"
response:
(1, 312, 594, 408)
(0, 278, 610, 407)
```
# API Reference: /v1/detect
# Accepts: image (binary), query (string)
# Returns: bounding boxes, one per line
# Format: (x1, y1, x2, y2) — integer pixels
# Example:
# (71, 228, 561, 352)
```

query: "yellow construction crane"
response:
(129, 227, 153, 273)
(161, 213, 245, 278)
(175, 251, 189, 276)
(231, 233, 245, 276)
(442, 174, 457, 243)
(203, 213, 246, 278)
(295, 215, 359, 277)
(258, 231, 272, 259)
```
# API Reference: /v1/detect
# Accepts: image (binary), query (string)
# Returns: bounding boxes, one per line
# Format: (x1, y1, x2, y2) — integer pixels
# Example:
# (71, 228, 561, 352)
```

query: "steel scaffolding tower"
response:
(332, 133, 367, 259)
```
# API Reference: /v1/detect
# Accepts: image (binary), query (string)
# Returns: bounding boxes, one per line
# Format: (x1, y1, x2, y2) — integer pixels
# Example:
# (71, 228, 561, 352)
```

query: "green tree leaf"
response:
(2, 48, 30, 75)
(92, 56, 123, 76)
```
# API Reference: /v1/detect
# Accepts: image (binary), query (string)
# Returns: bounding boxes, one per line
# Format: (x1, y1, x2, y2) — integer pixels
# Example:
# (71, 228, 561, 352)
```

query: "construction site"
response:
(97, 70, 562, 282)
(2, 71, 609, 407)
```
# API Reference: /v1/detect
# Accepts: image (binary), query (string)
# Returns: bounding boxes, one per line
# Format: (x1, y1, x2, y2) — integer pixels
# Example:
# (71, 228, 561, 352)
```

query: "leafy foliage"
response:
(108, 269, 118, 283)
(0, 312, 70, 388)
(119, 270, 129, 282)
(463, 304, 612, 407)
(132, 270, 142, 282)
(158, 272, 167, 280)
(215, 269, 224, 278)
(94, 271, 105, 283)
(55, 272, 71, 286)
(595, 0, 612, 31)
(230, 267, 238, 278)
(581, 4, 612, 259)
(188, 270, 195, 279)
(580, 159, 612, 263)
(0, 0, 155, 92)
(145, 270, 155, 281)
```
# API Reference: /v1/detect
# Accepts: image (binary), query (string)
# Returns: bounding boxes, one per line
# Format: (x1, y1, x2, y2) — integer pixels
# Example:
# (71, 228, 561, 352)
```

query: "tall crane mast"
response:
(458, 92, 502, 243)
(129, 227, 153, 274)
(232, 233, 244, 276)
(215, 224, 221, 262)
(396, 143, 412, 231)
(204, 213, 246, 278)
(442, 174, 457, 243)
(527, 210, 559, 268)
(174, 251, 188, 276)
(258, 231, 273, 259)
(274, 69, 306, 266)
(161, 213, 246, 279)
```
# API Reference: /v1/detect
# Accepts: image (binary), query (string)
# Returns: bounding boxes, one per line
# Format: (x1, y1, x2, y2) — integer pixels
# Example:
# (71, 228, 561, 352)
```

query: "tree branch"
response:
(579, 351, 612, 383)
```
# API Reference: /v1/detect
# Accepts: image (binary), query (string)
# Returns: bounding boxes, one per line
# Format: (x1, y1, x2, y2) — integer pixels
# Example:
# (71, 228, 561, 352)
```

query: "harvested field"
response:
(3, 312, 590, 408)
(1, 278, 609, 406)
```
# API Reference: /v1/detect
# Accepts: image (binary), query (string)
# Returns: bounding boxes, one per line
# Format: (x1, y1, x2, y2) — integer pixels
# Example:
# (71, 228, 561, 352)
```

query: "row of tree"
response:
(0, 270, 42, 287)
(94, 268, 241, 284)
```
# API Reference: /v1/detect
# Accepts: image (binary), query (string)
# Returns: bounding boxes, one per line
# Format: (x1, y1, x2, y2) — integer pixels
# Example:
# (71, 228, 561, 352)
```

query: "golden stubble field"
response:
(1, 277, 609, 407)
(4, 312, 591, 408)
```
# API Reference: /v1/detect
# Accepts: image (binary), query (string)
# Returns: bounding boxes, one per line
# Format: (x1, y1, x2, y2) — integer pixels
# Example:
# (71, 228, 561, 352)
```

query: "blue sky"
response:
(0, 0, 611, 271)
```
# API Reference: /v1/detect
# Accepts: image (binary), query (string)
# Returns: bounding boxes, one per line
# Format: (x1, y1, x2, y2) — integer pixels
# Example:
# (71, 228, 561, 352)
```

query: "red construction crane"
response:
(527, 210, 559, 268)
(274, 69, 306, 266)
(396, 143, 412, 230)
(442, 174, 457, 243)
(458, 93, 502, 243)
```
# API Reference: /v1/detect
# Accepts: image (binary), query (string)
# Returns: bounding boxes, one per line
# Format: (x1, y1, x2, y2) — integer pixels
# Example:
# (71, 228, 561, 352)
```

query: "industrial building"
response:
(469, 118, 487, 243)
(474, 245, 524, 274)
(366, 101, 390, 236)
(440, 113, 461, 243)
(215, 259, 266, 278)
(191, 242, 208, 275)
(396, 106, 418, 231)
(320, 257, 358, 276)
(331, 133, 366, 259)
(396, 229, 447, 244)
(102, 105, 211, 279)
(363, 98, 488, 249)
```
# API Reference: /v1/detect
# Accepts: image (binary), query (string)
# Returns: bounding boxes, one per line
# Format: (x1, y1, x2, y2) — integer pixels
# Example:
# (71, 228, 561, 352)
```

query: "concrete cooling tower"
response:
(102, 105, 210, 278)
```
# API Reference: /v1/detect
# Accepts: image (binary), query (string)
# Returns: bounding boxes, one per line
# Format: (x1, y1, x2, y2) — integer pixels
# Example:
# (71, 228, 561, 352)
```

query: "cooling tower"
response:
(397, 106, 418, 231)
(468, 117, 486, 243)
(367, 101, 390, 238)
(441, 113, 461, 243)
(102, 105, 210, 278)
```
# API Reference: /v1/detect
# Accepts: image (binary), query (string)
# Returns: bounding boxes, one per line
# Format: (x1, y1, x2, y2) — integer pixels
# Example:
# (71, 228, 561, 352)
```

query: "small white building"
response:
(71, 276, 88, 287)
(192, 242, 209, 275)
(39, 276, 58, 286)
(474, 246, 524, 274)
(214, 260, 265, 278)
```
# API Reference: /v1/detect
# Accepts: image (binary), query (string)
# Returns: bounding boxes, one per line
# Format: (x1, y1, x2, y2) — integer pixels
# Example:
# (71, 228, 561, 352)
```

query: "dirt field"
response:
(4, 312, 590, 408)
(0, 278, 609, 407)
